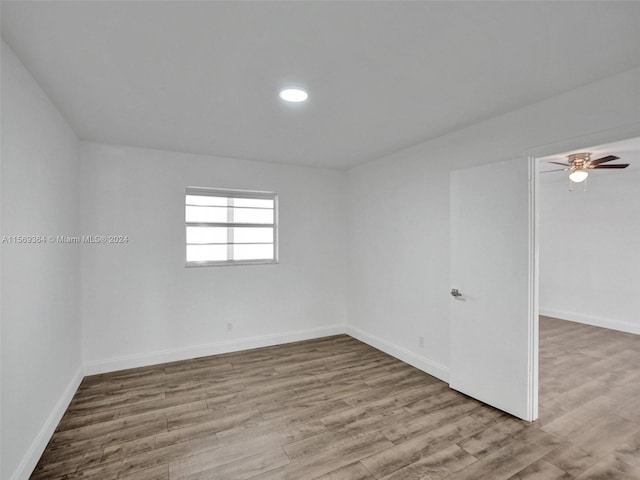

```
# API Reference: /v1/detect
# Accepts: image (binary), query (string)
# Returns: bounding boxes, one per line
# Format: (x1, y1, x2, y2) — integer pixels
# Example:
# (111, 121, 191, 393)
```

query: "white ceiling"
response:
(2, 1, 640, 169)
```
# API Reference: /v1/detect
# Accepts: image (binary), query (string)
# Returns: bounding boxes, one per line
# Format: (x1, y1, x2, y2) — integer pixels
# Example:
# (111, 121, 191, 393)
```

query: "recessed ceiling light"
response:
(279, 88, 308, 103)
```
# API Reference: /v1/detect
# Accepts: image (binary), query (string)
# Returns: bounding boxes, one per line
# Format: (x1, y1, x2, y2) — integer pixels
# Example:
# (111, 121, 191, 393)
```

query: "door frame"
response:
(526, 156, 539, 422)
(524, 121, 640, 422)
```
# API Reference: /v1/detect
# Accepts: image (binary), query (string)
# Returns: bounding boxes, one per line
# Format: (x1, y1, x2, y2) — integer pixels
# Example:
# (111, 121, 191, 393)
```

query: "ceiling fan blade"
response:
(589, 155, 619, 166)
(592, 164, 630, 169)
(548, 161, 571, 166)
(540, 168, 568, 173)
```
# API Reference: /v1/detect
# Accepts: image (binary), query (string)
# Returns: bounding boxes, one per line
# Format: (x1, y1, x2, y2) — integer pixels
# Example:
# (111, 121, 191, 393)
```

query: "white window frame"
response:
(185, 186, 278, 267)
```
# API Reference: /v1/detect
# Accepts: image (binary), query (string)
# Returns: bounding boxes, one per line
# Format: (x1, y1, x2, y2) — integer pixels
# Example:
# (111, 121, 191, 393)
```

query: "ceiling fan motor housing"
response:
(568, 152, 590, 170)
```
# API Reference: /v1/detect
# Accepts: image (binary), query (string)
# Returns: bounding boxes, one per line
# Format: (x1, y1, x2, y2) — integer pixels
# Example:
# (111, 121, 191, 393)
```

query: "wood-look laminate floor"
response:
(31, 316, 640, 479)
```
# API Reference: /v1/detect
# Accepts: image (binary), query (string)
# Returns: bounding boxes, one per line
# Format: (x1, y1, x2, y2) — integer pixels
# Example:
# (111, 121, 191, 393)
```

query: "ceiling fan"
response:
(544, 152, 629, 183)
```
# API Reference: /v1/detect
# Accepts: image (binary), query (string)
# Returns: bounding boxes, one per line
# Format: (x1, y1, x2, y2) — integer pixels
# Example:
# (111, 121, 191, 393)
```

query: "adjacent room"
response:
(1, 1, 639, 480)
(536, 137, 640, 477)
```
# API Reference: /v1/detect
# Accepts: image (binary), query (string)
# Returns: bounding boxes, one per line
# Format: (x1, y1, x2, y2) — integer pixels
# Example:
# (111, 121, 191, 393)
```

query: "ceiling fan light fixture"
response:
(543, 151, 629, 190)
(569, 169, 588, 183)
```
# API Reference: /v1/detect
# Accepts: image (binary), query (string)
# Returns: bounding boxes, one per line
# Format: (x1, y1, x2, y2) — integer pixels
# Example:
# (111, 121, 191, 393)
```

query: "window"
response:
(185, 187, 278, 266)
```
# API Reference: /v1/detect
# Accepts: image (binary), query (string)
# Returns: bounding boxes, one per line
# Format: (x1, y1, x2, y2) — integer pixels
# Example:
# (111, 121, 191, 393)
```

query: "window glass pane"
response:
(186, 205, 228, 223)
(186, 226, 227, 244)
(233, 227, 273, 244)
(233, 198, 274, 209)
(186, 195, 228, 206)
(186, 244, 227, 262)
(232, 207, 274, 224)
(185, 189, 277, 265)
(233, 244, 274, 261)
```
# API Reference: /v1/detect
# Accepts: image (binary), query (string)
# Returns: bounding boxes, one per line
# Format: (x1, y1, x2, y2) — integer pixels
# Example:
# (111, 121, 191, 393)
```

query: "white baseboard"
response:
(84, 324, 346, 375)
(540, 308, 640, 335)
(10, 366, 83, 480)
(346, 325, 449, 383)
(84, 324, 453, 382)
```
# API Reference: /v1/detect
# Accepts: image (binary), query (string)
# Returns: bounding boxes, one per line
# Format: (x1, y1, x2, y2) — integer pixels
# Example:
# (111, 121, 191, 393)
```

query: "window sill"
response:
(185, 259, 279, 268)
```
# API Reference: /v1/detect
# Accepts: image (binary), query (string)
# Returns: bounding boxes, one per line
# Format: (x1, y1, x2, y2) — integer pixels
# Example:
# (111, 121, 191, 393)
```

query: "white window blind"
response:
(185, 187, 278, 266)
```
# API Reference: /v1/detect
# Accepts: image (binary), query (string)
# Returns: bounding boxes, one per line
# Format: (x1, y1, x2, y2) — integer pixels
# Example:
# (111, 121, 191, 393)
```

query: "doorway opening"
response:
(527, 131, 640, 473)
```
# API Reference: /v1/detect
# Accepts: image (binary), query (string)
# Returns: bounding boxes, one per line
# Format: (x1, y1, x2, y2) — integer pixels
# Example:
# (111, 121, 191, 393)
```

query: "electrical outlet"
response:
(419, 336, 425, 348)
(227, 322, 233, 332)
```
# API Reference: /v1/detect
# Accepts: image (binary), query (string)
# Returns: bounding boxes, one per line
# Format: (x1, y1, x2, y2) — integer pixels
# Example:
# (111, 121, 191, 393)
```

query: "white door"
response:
(450, 157, 537, 421)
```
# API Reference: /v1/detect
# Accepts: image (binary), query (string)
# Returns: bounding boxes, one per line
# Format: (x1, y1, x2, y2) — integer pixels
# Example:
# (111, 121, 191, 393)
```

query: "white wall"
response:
(346, 67, 640, 381)
(539, 170, 640, 334)
(80, 142, 347, 373)
(1, 42, 82, 480)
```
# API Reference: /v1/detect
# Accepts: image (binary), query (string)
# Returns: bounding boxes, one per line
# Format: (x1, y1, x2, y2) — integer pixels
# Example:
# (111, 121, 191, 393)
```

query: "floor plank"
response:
(30, 317, 640, 479)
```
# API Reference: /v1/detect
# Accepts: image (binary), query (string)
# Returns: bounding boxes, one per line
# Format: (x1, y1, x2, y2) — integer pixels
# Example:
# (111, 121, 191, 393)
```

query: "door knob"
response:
(451, 288, 462, 298)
